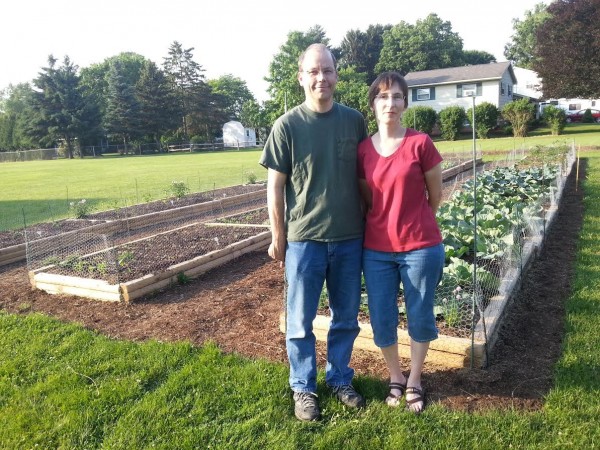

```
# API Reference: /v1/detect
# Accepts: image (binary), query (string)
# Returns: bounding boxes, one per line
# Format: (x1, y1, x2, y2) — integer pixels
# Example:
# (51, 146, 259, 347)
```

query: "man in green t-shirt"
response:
(259, 43, 367, 421)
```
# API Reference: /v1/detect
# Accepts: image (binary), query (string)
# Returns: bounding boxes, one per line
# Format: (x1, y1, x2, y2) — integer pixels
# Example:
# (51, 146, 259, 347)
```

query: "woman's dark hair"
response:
(368, 71, 409, 109)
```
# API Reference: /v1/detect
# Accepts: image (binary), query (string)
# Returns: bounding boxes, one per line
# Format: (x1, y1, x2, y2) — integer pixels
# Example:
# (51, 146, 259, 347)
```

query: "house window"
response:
(417, 88, 431, 101)
(507, 84, 512, 96)
(246, 130, 250, 137)
(569, 104, 581, 111)
(593, 101, 597, 107)
(500, 83, 505, 95)
(457, 83, 480, 97)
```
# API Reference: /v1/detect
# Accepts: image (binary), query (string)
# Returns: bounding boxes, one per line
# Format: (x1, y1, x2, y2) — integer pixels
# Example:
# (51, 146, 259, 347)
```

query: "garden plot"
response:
(293, 147, 575, 368)
(0, 183, 266, 269)
(27, 188, 270, 302)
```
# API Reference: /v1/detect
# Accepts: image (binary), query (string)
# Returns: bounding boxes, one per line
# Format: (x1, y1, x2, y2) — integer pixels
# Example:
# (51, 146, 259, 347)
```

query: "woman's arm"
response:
(424, 163, 443, 214)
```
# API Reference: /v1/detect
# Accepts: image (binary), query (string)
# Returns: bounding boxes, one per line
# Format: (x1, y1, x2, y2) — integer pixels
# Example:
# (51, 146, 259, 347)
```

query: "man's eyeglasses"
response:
(376, 93, 405, 102)
(304, 68, 336, 78)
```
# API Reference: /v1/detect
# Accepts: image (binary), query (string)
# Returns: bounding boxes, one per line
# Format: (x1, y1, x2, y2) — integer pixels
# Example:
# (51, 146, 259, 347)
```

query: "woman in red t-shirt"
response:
(357, 72, 445, 414)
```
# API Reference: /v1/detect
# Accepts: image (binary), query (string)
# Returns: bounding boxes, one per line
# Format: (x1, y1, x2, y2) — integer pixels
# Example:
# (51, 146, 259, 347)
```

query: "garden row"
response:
(307, 144, 574, 367)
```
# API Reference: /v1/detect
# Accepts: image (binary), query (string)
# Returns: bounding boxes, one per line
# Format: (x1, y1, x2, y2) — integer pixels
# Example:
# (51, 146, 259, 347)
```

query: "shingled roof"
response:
(404, 62, 516, 87)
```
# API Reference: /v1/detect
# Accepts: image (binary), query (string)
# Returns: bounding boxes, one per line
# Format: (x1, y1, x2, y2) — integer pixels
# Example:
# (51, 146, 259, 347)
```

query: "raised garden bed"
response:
(30, 223, 271, 302)
(1, 188, 266, 269)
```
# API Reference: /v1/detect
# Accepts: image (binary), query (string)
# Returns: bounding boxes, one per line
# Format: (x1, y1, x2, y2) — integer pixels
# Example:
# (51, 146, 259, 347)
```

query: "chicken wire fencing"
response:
(25, 188, 269, 285)
(318, 143, 575, 363)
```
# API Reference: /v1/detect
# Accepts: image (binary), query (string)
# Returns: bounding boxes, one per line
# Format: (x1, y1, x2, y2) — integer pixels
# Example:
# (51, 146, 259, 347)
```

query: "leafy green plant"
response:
(245, 171, 258, 184)
(118, 250, 134, 271)
(166, 181, 190, 199)
(176, 271, 190, 285)
(69, 199, 93, 219)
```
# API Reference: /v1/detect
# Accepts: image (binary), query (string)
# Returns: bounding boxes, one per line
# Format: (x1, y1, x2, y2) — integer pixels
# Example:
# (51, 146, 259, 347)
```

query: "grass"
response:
(1, 155, 600, 448)
(0, 148, 266, 231)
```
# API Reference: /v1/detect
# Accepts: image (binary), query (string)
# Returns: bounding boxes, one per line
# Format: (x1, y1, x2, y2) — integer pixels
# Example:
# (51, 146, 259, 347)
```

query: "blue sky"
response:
(2, 0, 544, 101)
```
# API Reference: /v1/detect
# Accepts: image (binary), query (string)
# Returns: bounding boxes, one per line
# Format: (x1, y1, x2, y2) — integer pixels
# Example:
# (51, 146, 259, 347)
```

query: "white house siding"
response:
(498, 71, 515, 110)
(409, 80, 503, 113)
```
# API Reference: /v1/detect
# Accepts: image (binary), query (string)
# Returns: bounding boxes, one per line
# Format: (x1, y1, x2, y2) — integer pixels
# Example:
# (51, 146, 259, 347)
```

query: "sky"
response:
(1, 0, 543, 102)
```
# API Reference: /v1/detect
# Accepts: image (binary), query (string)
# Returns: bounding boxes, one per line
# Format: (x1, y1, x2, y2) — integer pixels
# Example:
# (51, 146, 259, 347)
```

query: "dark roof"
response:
(404, 62, 517, 87)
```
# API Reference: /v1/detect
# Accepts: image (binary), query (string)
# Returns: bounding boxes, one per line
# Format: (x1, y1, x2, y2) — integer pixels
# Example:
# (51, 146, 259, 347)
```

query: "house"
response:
(403, 62, 517, 113)
(222, 121, 257, 147)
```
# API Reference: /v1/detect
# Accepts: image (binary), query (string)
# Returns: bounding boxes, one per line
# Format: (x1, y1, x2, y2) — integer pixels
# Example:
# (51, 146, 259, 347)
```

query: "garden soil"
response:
(0, 159, 585, 413)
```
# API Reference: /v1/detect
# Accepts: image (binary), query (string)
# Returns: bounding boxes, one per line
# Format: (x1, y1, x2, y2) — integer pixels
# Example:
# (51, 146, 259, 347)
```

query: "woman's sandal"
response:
(405, 386, 426, 414)
(385, 381, 407, 407)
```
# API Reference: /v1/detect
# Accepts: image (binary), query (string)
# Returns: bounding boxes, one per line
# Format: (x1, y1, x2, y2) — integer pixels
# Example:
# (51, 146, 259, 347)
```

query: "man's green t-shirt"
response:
(259, 102, 367, 242)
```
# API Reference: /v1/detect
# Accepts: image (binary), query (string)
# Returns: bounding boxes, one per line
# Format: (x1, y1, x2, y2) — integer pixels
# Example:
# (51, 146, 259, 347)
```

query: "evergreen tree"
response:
(136, 61, 180, 149)
(28, 55, 99, 158)
(104, 60, 141, 153)
(163, 41, 212, 140)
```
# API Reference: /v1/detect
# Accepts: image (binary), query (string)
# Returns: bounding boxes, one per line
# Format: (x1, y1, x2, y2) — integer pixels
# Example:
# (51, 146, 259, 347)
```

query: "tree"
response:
(504, 3, 549, 69)
(208, 75, 255, 121)
(136, 61, 181, 149)
(534, 0, 600, 98)
(502, 99, 535, 137)
(28, 55, 100, 158)
(104, 60, 141, 152)
(376, 14, 464, 74)
(0, 83, 36, 150)
(541, 104, 566, 135)
(264, 25, 329, 123)
(338, 24, 391, 85)
(463, 50, 496, 65)
(163, 41, 212, 140)
(335, 67, 370, 113)
(240, 99, 268, 142)
(80, 52, 148, 120)
(467, 102, 499, 139)
(438, 106, 467, 141)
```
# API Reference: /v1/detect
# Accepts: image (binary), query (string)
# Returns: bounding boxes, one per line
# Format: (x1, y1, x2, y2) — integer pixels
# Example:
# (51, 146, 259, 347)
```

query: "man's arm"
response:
(424, 163, 443, 214)
(266, 168, 287, 264)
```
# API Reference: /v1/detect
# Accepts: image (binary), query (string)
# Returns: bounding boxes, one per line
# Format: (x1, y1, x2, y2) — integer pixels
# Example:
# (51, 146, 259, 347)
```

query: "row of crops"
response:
(435, 144, 573, 339)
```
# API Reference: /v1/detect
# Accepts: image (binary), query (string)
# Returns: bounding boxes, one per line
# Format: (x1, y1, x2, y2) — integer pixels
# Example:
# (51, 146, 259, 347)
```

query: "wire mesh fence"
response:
(318, 143, 575, 362)
(25, 187, 269, 286)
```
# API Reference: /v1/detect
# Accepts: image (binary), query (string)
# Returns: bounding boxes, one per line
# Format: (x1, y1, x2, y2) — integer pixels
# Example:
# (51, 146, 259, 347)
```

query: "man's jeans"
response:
(284, 238, 362, 393)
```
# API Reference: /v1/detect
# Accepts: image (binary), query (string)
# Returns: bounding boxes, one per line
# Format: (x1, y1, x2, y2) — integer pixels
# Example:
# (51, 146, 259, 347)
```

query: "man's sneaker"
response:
(293, 391, 321, 421)
(332, 384, 366, 408)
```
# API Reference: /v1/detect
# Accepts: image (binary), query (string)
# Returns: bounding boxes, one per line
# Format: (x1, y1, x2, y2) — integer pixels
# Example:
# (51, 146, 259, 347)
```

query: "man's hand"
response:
(268, 235, 286, 267)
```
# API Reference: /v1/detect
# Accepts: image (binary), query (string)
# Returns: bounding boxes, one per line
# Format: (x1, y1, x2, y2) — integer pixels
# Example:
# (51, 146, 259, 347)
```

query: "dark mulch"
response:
(0, 159, 585, 412)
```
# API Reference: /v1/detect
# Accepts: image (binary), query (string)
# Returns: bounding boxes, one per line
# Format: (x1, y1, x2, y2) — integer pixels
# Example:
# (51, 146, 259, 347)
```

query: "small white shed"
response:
(222, 121, 257, 147)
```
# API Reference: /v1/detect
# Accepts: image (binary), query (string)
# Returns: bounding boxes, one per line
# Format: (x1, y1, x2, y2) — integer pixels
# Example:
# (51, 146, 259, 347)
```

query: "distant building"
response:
(403, 62, 517, 112)
(222, 121, 256, 147)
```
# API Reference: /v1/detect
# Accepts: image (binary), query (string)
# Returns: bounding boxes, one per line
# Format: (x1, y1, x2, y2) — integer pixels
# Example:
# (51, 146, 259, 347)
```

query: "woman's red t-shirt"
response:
(357, 128, 443, 252)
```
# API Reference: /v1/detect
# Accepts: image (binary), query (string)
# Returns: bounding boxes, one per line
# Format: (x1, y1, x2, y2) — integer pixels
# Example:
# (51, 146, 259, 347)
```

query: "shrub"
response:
(402, 106, 437, 134)
(466, 102, 499, 139)
(582, 109, 595, 123)
(502, 99, 535, 137)
(541, 105, 566, 135)
(438, 106, 467, 141)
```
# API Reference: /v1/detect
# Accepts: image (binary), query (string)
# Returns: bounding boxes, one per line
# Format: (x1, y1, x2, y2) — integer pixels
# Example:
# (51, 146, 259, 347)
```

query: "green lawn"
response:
(0, 152, 599, 447)
(0, 148, 266, 231)
(1, 125, 599, 231)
